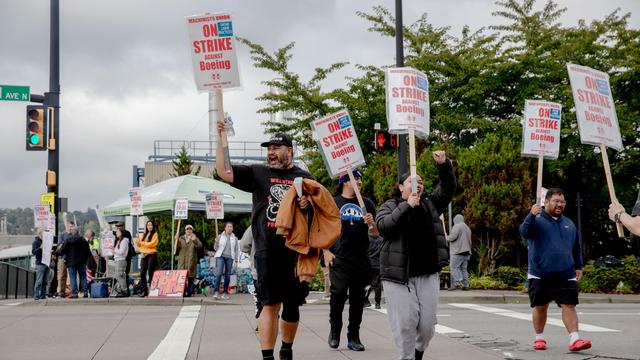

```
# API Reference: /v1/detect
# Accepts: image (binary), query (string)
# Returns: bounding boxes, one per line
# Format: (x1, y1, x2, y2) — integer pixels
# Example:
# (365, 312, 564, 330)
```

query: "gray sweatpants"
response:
(383, 273, 439, 359)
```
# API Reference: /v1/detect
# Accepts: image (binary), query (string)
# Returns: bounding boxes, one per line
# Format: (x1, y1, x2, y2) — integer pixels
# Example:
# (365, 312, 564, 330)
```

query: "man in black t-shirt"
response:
(323, 170, 376, 352)
(216, 127, 312, 360)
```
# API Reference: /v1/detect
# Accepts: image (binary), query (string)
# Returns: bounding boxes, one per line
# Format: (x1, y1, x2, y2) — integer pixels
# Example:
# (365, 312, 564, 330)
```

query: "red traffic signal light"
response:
(374, 130, 399, 150)
(26, 105, 47, 151)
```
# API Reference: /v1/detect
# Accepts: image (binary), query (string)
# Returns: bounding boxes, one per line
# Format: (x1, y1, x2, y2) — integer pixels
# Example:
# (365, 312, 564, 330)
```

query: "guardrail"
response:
(0, 262, 35, 300)
(150, 140, 303, 163)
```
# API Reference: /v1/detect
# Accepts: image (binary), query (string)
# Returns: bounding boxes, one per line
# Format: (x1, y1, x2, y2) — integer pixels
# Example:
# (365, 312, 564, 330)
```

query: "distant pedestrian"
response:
(175, 224, 202, 297)
(364, 231, 383, 309)
(239, 226, 262, 321)
(446, 214, 472, 290)
(111, 228, 130, 297)
(325, 170, 376, 352)
(55, 221, 75, 298)
(58, 227, 92, 298)
(213, 222, 239, 300)
(85, 230, 100, 278)
(375, 150, 455, 360)
(114, 222, 134, 279)
(32, 229, 48, 300)
(135, 221, 159, 297)
(520, 188, 591, 352)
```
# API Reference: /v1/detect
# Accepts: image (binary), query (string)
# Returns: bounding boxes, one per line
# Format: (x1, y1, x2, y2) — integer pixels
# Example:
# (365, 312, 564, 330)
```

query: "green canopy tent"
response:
(101, 175, 252, 267)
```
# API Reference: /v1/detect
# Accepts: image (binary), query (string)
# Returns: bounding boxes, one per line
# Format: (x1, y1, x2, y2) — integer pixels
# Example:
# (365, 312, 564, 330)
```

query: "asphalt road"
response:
(0, 300, 638, 360)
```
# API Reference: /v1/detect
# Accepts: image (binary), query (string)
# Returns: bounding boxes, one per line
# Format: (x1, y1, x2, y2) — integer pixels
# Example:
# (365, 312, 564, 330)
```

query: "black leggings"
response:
(139, 253, 157, 292)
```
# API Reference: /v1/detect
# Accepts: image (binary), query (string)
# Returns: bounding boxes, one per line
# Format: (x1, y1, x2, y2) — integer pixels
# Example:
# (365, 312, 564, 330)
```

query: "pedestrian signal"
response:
(26, 105, 47, 151)
(374, 130, 399, 150)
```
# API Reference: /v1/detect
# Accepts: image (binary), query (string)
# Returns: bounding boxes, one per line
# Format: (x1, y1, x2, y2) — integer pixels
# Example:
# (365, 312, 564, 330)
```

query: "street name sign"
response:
(0, 85, 30, 102)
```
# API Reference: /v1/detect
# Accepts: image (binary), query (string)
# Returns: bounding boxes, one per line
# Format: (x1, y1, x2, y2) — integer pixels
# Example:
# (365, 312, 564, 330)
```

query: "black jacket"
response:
(375, 160, 456, 284)
(58, 234, 91, 268)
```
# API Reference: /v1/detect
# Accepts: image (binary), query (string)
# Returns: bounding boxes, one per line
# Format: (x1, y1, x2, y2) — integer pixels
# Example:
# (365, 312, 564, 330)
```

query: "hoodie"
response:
(447, 214, 472, 255)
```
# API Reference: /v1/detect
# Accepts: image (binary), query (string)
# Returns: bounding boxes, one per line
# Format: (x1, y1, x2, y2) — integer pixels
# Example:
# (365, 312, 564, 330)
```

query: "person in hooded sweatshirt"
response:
(446, 214, 472, 291)
(58, 228, 91, 298)
(375, 150, 455, 360)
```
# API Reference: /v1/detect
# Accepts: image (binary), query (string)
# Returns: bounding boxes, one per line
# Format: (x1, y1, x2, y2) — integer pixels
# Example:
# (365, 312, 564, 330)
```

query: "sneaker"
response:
(221, 294, 229, 300)
(328, 328, 340, 349)
(278, 348, 293, 360)
(448, 286, 459, 291)
(569, 339, 591, 352)
(375, 303, 381, 310)
(533, 339, 547, 350)
(212, 293, 219, 300)
(363, 299, 371, 307)
(347, 333, 365, 351)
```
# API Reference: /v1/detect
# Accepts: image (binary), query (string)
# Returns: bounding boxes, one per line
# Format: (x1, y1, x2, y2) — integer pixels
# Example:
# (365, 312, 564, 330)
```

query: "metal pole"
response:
(45, 0, 60, 245)
(395, 0, 408, 179)
(209, 92, 222, 158)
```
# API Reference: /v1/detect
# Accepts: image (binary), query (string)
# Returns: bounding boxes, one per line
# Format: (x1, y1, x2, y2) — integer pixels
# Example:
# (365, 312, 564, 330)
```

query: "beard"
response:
(268, 152, 291, 169)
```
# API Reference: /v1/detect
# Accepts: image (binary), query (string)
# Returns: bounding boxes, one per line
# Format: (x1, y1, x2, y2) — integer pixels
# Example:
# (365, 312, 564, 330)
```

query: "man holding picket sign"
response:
(310, 110, 374, 352)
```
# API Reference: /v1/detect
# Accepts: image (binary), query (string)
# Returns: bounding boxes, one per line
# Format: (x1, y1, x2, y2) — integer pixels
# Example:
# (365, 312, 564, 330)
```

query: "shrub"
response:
(579, 256, 640, 293)
(310, 262, 325, 292)
(469, 275, 509, 290)
(495, 266, 526, 287)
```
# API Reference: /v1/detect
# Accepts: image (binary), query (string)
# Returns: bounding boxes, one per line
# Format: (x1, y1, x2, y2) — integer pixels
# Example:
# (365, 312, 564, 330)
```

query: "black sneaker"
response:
(328, 327, 340, 349)
(278, 348, 293, 360)
(375, 303, 381, 309)
(347, 333, 365, 351)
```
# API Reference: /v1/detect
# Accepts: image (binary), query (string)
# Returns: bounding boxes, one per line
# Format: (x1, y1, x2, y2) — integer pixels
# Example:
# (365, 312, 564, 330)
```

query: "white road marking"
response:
(148, 305, 201, 360)
(0, 302, 23, 307)
(450, 303, 619, 332)
(369, 307, 463, 334)
(549, 312, 640, 316)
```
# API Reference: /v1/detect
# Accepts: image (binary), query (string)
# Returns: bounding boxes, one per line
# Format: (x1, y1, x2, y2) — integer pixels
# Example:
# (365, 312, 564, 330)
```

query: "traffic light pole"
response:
(395, 0, 408, 180)
(45, 0, 61, 242)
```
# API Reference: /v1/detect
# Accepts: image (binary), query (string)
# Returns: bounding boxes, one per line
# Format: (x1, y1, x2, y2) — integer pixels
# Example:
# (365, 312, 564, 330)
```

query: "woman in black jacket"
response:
(375, 150, 455, 360)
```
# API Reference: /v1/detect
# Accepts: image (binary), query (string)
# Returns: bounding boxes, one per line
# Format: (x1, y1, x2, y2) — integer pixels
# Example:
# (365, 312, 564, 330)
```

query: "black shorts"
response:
(254, 238, 301, 306)
(528, 278, 579, 307)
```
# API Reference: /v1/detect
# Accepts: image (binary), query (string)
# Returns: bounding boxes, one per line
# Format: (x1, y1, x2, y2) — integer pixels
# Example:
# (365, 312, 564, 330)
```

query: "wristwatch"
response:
(614, 211, 625, 223)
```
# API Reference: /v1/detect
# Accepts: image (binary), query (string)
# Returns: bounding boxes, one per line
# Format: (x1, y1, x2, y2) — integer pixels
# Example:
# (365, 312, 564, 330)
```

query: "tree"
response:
(170, 145, 201, 177)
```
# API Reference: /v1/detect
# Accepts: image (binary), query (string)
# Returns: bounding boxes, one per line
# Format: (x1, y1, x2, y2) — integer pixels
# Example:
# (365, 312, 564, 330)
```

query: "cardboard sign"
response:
(522, 100, 562, 159)
(129, 187, 143, 216)
(148, 270, 188, 298)
(101, 231, 115, 257)
(174, 198, 189, 220)
(187, 13, 241, 91)
(33, 204, 50, 230)
(385, 67, 430, 138)
(41, 230, 54, 267)
(567, 64, 623, 151)
(310, 109, 366, 178)
(205, 193, 224, 220)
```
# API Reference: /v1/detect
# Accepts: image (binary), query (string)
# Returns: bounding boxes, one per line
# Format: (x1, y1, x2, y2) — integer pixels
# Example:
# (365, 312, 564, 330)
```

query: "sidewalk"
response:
(3, 289, 639, 307)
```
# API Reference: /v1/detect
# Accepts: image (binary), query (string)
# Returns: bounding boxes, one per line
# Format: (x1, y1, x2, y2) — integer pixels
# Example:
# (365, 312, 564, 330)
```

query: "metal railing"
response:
(0, 262, 35, 300)
(150, 140, 302, 163)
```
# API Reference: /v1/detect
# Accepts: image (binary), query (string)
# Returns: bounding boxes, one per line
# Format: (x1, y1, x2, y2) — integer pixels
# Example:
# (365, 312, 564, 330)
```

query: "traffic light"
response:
(374, 130, 399, 150)
(26, 105, 47, 151)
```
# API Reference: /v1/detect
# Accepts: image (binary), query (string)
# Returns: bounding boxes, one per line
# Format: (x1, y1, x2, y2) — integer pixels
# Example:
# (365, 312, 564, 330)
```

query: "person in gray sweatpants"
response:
(375, 151, 456, 360)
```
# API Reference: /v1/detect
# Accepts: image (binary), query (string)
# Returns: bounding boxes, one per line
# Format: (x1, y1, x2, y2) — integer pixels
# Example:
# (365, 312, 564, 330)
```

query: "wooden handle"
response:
(346, 164, 373, 230)
(600, 144, 625, 237)
(409, 129, 417, 193)
(215, 89, 232, 172)
(536, 154, 544, 204)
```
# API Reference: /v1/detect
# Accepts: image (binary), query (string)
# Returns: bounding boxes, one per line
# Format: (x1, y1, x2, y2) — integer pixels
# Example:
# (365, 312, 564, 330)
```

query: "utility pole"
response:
(44, 0, 61, 242)
(395, 0, 408, 179)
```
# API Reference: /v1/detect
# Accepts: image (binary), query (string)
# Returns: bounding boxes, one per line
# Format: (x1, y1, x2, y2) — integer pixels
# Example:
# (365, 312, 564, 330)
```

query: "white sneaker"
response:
(212, 293, 219, 300)
(221, 294, 229, 300)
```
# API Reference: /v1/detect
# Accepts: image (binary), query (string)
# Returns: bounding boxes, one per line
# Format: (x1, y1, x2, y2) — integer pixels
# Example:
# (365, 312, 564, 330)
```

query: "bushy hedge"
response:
(579, 256, 640, 294)
(469, 275, 510, 290)
(495, 266, 526, 288)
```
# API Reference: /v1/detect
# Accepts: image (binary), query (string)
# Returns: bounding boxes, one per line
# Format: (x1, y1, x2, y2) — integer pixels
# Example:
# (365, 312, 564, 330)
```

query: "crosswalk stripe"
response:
(148, 305, 201, 360)
(369, 306, 464, 334)
(450, 303, 619, 332)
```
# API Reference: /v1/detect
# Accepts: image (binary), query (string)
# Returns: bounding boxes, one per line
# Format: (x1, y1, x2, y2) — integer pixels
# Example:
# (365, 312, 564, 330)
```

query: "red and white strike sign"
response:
(567, 63, 622, 151)
(310, 110, 365, 178)
(187, 13, 241, 91)
(522, 100, 562, 159)
(385, 67, 430, 138)
(129, 187, 143, 216)
(174, 198, 189, 220)
(205, 193, 224, 220)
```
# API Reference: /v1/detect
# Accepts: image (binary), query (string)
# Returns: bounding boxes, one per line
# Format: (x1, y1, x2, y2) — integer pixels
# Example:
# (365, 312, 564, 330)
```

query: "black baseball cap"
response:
(261, 133, 293, 148)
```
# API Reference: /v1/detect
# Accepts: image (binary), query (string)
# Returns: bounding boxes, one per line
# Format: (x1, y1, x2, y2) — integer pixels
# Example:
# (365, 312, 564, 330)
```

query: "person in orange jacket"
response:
(135, 221, 159, 297)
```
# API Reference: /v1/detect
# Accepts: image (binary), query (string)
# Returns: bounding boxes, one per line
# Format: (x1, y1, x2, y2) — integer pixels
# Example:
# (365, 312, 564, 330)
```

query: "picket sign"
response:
(567, 64, 624, 237)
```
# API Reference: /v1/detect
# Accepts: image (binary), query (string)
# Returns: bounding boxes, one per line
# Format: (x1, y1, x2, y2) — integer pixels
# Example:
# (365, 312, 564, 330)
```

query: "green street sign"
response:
(0, 85, 30, 102)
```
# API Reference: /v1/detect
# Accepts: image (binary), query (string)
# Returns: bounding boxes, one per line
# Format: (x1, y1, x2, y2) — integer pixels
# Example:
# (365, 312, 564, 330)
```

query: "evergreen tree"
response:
(170, 145, 201, 177)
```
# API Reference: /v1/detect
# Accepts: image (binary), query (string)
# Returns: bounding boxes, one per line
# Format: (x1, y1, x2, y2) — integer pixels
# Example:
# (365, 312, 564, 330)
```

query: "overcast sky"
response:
(1, 0, 638, 212)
